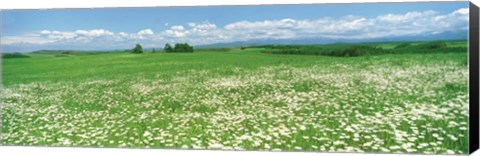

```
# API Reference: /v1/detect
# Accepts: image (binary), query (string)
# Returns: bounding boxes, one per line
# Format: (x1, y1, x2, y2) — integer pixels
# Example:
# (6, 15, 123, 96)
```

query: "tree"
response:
(164, 43, 194, 53)
(173, 43, 182, 52)
(152, 48, 156, 53)
(185, 43, 194, 52)
(132, 43, 143, 54)
(173, 43, 194, 53)
(164, 43, 173, 53)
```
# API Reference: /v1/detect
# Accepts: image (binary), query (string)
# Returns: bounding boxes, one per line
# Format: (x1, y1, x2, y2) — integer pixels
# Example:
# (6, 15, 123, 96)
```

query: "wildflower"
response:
(264, 144, 270, 149)
(143, 131, 152, 137)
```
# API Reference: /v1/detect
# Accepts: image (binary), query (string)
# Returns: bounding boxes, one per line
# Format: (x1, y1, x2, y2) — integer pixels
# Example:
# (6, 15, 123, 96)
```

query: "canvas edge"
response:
(469, 1, 479, 154)
(0, 9, 4, 147)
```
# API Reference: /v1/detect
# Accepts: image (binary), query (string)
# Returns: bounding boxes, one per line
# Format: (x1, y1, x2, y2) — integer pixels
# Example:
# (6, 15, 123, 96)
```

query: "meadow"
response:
(1, 41, 469, 154)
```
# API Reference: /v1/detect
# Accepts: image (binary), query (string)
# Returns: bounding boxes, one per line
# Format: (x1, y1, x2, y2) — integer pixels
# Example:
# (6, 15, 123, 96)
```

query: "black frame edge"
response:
(470, 1, 480, 154)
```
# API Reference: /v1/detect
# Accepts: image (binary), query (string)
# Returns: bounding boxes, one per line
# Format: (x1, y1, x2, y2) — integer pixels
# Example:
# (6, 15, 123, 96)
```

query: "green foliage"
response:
(132, 44, 143, 54)
(174, 43, 194, 53)
(394, 43, 412, 49)
(417, 41, 447, 49)
(260, 40, 466, 57)
(164, 43, 173, 52)
(152, 48, 156, 53)
(2, 53, 30, 59)
(195, 48, 231, 52)
(55, 51, 75, 57)
(54, 54, 70, 57)
(261, 45, 392, 57)
(394, 41, 465, 54)
(327, 45, 392, 57)
(164, 43, 194, 53)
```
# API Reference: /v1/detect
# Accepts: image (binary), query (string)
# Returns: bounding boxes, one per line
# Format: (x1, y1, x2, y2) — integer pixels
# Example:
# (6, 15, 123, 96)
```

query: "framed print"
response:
(1, 1, 479, 155)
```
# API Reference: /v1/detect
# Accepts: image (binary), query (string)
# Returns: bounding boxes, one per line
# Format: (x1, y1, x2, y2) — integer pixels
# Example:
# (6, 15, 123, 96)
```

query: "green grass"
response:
(1, 41, 469, 154)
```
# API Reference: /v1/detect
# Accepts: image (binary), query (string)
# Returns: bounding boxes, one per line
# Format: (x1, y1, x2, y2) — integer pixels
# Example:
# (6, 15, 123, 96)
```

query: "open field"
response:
(1, 41, 469, 154)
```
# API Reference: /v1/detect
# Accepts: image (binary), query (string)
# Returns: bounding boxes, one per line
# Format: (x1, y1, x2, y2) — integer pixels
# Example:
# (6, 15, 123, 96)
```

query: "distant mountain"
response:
(195, 30, 468, 48)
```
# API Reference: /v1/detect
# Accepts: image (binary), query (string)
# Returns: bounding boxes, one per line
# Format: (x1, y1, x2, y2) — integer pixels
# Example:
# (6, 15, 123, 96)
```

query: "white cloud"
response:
(40, 30, 51, 34)
(219, 8, 468, 40)
(118, 32, 129, 37)
(163, 25, 187, 38)
(40, 30, 76, 40)
(171, 26, 185, 31)
(137, 29, 154, 36)
(376, 10, 436, 23)
(2, 8, 469, 52)
(454, 8, 469, 15)
(75, 29, 113, 37)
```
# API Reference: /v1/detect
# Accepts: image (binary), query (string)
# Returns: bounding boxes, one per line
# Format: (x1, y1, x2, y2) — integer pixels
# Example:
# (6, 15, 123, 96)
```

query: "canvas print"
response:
(0, 1, 472, 154)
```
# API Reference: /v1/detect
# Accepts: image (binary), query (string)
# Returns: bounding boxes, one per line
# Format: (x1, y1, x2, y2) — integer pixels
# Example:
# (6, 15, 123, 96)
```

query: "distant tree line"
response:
(130, 43, 194, 54)
(164, 43, 194, 53)
(2, 53, 30, 59)
(260, 41, 463, 57)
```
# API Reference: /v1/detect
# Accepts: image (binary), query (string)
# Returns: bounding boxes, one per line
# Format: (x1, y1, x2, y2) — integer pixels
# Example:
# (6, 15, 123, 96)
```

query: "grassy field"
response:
(1, 41, 469, 154)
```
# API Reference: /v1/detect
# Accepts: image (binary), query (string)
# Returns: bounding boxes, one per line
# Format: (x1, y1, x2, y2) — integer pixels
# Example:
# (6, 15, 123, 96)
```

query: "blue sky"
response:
(1, 2, 469, 52)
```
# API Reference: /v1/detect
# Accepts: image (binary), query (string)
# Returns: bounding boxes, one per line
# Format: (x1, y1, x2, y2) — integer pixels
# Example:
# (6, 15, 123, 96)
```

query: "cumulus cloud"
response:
(75, 29, 114, 37)
(1, 8, 469, 52)
(40, 30, 76, 40)
(137, 29, 154, 36)
(454, 8, 469, 15)
(163, 25, 187, 38)
(221, 8, 468, 40)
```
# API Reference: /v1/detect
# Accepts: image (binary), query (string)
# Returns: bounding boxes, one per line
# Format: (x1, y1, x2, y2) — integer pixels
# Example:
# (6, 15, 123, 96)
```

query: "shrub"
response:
(132, 44, 143, 54)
